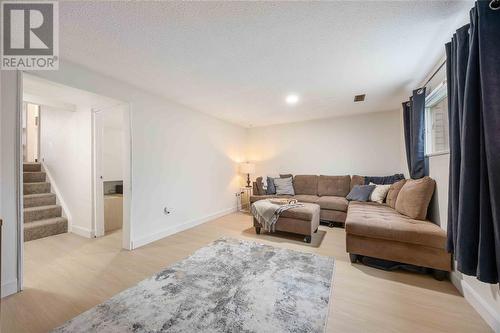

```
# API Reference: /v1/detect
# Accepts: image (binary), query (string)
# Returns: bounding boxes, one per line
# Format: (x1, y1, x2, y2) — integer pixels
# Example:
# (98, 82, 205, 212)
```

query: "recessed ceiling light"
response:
(285, 94, 299, 105)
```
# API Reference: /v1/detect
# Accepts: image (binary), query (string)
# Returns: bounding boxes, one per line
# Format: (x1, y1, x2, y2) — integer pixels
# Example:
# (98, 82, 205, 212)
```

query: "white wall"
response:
(40, 105, 94, 237)
(1, 71, 20, 297)
(247, 110, 404, 178)
(102, 107, 124, 181)
(29, 61, 247, 249)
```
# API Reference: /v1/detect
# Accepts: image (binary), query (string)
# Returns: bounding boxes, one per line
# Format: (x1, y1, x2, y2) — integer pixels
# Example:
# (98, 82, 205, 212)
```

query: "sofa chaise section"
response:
(345, 201, 451, 276)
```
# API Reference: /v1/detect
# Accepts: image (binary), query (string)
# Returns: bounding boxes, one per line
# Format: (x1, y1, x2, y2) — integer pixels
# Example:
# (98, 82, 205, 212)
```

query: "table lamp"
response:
(239, 162, 255, 188)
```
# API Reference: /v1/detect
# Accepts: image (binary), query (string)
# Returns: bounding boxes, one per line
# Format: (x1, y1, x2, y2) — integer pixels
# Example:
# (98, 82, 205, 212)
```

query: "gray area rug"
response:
(52, 238, 335, 333)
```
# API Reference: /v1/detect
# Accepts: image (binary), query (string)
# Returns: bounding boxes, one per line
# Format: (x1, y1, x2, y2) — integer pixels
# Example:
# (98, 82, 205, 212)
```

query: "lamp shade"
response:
(239, 162, 255, 174)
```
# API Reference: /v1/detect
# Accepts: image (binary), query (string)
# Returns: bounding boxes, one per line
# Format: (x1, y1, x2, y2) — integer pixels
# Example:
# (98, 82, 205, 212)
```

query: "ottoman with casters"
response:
(253, 202, 320, 243)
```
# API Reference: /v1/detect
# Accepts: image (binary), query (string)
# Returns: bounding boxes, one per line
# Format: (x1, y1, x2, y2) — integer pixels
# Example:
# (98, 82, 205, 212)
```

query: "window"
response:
(425, 83, 449, 155)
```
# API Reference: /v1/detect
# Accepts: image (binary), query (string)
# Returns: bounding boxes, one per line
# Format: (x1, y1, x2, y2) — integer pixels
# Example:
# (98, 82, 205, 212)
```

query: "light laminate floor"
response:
(1, 212, 492, 333)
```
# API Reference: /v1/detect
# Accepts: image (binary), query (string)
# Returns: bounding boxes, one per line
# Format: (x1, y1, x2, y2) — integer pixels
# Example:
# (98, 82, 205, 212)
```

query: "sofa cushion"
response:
(386, 179, 407, 208)
(346, 201, 446, 249)
(346, 185, 376, 202)
(293, 175, 318, 195)
(294, 194, 319, 204)
(317, 196, 349, 211)
(280, 174, 293, 179)
(274, 177, 295, 195)
(318, 175, 351, 197)
(395, 177, 435, 220)
(350, 175, 365, 190)
(250, 194, 280, 203)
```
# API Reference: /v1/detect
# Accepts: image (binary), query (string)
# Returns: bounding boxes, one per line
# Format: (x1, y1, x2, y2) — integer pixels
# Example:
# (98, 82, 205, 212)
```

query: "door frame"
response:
(92, 109, 105, 238)
(92, 103, 132, 249)
(14, 72, 133, 296)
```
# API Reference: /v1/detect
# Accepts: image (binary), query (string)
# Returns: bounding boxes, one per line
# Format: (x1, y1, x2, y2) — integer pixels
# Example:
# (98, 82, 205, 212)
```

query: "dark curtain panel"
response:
(402, 100, 412, 173)
(447, 1, 500, 284)
(402, 88, 427, 179)
(446, 24, 470, 255)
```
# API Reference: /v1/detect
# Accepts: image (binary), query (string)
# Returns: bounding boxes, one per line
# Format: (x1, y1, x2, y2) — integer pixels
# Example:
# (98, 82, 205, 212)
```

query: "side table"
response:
(239, 187, 253, 212)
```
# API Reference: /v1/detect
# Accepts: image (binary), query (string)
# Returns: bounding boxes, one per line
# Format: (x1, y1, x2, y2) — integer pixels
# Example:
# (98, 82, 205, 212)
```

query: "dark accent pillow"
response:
(266, 176, 276, 195)
(280, 174, 293, 179)
(346, 185, 376, 202)
(364, 174, 405, 185)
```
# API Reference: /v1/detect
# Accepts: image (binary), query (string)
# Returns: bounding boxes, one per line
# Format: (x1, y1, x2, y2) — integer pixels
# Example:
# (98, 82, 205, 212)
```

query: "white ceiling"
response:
(59, 1, 472, 127)
(24, 74, 122, 111)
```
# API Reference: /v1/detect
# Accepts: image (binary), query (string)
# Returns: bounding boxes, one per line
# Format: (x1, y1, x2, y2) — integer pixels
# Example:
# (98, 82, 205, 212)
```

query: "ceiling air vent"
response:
(354, 94, 366, 102)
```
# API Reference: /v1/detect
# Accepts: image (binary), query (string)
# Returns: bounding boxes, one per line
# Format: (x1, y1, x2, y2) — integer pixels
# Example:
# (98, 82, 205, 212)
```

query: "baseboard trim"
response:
(132, 207, 237, 249)
(1, 279, 18, 298)
(70, 225, 94, 238)
(451, 271, 500, 332)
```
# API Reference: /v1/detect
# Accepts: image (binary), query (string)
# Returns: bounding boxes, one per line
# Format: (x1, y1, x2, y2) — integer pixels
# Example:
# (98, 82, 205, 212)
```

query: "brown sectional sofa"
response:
(251, 175, 351, 226)
(251, 174, 452, 279)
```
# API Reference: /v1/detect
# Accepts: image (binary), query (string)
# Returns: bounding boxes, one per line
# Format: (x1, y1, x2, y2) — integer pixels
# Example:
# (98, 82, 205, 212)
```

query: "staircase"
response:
(23, 163, 68, 241)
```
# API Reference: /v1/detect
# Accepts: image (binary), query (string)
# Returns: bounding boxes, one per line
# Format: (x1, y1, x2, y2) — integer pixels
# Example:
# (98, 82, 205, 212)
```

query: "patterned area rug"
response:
(52, 238, 335, 333)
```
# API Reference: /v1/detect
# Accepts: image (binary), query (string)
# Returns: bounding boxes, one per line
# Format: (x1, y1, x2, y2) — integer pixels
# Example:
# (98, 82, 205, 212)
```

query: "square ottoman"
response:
(253, 203, 320, 243)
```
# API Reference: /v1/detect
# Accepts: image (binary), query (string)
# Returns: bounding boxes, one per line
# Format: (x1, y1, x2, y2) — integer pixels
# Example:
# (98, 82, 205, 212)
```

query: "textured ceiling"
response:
(59, 1, 472, 127)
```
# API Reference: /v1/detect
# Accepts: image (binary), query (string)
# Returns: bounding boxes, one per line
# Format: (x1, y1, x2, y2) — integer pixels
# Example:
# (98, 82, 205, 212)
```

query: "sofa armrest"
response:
(252, 176, 266, 195)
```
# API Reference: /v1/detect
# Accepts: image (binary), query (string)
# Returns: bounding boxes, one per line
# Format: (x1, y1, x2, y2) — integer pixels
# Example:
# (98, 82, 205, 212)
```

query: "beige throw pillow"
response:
(369, 182, 391, 204)
(386, 179, 407, 208)
(395, 177, 435, 220)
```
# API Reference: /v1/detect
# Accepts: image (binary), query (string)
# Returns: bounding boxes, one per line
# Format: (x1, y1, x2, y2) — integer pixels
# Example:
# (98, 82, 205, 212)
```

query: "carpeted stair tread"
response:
(24, 193, 57, 208)
(24, 217, 68, 241)
(23, 163, 41, 172)
(23, 171, 46, 183)
(24, 193, 56, 199)
(24, 182, 51, 195)
(24, 204, 62, 223)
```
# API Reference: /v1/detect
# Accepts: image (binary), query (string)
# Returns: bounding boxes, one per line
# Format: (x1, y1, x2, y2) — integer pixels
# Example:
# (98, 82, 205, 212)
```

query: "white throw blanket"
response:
(251, 199, 304, 232)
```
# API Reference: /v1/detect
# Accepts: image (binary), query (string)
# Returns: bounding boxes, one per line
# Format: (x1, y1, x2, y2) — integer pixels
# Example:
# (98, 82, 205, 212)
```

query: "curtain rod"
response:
(423, 60, 446, 89)
(420, 1, 498, 90)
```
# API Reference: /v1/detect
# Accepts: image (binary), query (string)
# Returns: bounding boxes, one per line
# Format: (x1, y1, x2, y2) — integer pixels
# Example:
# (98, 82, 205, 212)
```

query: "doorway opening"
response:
(92, 103, 131, 248)
(19, 73, 132, 290)
(22, 102, 40, 163)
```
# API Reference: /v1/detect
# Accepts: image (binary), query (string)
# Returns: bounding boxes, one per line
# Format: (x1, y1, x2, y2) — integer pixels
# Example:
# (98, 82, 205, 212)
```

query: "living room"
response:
(1, 1, 499, 332)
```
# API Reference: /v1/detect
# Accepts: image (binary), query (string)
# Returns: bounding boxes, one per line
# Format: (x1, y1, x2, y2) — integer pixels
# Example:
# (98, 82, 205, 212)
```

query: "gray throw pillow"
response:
(346, 185, 376, 202)
(274, 177, 295, 195)
(266, 176, 276, 195)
